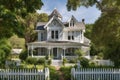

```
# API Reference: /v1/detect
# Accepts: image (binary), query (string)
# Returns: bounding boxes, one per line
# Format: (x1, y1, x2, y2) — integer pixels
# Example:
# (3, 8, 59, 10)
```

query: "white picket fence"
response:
(71, 68, 120, 80)
(0, 68, 49, 80)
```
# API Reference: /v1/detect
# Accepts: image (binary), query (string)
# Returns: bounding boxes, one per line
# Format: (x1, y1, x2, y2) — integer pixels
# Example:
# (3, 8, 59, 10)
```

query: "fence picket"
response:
(71, 68, 120, 80)
(0, 68, 49, 80)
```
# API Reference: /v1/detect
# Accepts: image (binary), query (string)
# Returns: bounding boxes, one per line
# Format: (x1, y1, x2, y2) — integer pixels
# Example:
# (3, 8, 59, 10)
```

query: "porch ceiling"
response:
(27, 41, 89, 48)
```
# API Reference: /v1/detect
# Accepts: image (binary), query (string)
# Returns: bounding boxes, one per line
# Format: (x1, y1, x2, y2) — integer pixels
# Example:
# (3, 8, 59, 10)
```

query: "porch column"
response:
(63, 47, 66, 58)
(48, 47, 51, 59)
(31, 46, 34, 57)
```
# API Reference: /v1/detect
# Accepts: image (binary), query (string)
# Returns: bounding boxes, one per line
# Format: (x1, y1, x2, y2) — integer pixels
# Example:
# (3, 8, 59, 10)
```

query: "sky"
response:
(37, 0, 101, 24)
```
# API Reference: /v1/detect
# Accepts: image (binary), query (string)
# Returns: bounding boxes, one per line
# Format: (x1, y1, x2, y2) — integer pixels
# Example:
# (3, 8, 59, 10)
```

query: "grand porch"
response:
(27, 41, 89, 60)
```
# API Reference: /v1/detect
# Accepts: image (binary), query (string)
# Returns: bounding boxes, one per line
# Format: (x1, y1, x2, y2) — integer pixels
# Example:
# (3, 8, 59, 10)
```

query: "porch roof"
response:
(27, 41, 89, 48)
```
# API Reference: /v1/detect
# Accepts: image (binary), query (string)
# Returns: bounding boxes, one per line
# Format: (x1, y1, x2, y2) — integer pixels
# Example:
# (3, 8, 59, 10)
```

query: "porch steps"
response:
(51, 60, 62, 66)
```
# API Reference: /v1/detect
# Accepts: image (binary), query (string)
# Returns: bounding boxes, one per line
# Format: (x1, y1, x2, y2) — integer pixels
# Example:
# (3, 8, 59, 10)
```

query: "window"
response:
(70, 19, 74, 27)
(51, 31, 54, 39)
(55, 31, 58, 39)
(72, 36, 74, 40)
(41, 48, 45, 55)
(51, 30, 59, 39)
(68, 36, 71, 40)
(68, 31, 74, 40)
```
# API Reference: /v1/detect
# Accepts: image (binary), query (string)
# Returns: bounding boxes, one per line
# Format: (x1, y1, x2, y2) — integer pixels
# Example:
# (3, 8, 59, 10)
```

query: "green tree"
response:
(38, 13, 48, 22)
(0, 0, 43, 39)
(66, 0, 120, 12)
(18, 13, 48, 46)
(19, 49, 28, 61)
(92, 12, 120, 67)
(9, 35, 25, 48)
(0, 39, 11, 67)
(84, 24, 93, 39)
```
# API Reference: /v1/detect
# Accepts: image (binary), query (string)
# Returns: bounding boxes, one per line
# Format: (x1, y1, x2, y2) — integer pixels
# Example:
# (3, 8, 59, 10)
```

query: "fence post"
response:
(45, 68, 49, 80)
(71, 68, 75, 80)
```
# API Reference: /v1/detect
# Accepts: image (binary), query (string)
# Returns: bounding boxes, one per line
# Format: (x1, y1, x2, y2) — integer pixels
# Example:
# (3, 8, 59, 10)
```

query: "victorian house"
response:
(27, 9, 90, 64)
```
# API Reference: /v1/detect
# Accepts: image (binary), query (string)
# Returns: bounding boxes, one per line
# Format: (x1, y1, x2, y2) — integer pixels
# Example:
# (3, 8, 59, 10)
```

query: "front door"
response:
(53, 48, 57, 59)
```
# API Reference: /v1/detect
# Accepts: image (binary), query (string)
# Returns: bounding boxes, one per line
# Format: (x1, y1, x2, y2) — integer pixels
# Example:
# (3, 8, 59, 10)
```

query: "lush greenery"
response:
(0, 0, 43, 39)
(9, 35, 25, 48)
(60, 66, 72, 80)
(48, 66, 59, 80)
(26, 57, 45, 65)
(0, 39, 11, 68)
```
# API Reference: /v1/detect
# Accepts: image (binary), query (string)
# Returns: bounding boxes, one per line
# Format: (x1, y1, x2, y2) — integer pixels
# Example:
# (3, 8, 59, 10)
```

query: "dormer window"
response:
(51, 30, 59, 39)
(70, 19, 74, 27)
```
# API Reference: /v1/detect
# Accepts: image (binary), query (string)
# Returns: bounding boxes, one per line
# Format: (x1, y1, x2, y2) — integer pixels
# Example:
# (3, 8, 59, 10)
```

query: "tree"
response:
(38, 13, 48, 22)
(84, 24, 93, 39)
(91, 12, 120, 67)
(66, 0, 120, 13)
(75, 49, 89, 67)
(0, 39, 11, 67)
(0, 0, 43, 39)
(18, 13, 48, 46)
(9, 35, 25, 48)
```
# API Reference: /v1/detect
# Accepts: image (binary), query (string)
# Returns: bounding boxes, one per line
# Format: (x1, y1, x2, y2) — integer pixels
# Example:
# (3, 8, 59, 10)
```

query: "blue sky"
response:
(37, 0, 101, 24)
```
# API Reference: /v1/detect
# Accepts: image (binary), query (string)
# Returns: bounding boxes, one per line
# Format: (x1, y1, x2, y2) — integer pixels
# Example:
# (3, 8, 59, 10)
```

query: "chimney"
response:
(82, 19, 85, 24)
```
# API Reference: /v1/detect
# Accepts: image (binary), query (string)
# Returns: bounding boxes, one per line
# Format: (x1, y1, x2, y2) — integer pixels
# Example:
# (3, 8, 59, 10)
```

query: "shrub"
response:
(37, 58, 45, 65)
(63, 58, 67, 66)
(48, 59, 52, 65)
(79, 57, 89, 67)
(19, 49, 28, 61)
(69, 59, 77, 63)
(26, 57, 37, 65)
(48, 66, 59, 80)
(60, 66, 72, 80)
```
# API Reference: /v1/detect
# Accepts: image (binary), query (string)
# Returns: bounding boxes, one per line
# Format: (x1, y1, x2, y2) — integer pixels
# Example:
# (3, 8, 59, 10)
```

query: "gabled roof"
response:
(44, 16, 65, 28)
(49, 8, 62, 18)
(36, 25, 45, 30)
(36, 22, 47, 30)
(64, 22, 85, 31)
(67, 15, 78, 23)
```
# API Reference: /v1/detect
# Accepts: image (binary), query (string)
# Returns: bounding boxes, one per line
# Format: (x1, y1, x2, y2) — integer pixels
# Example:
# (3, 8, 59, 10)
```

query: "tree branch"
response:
(95, 0, 120, 13)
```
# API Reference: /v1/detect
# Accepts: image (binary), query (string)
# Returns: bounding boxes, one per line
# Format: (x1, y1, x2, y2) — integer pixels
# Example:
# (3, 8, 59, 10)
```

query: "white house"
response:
(27, 9, 90, 61)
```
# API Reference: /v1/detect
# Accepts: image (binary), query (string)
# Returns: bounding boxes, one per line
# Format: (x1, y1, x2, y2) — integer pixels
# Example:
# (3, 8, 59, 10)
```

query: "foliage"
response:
(69, 59, 77, 63)
(48, 66, 59, 80)
(18, 13, 48, 45)
(0, 0, 43, 39)
(9, 35, 25, 48)
(26, 57, 37, 65)
(60, 66, 72, 80)
(38, 13, 48, 22)
(66, 0, 120, 12)
(37, 58, 45, 65)
(19, 49, 28, 61)
(66, 0, 81, 11)
(63, 58, 67, 66)
(75, 49, 84, 56)
(79, 57, 89, 67)
(0, 39, 11, 67)
(47, 59, 52, 65)
(84, 24, 93, 39)
(92, 12, 120, 67)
